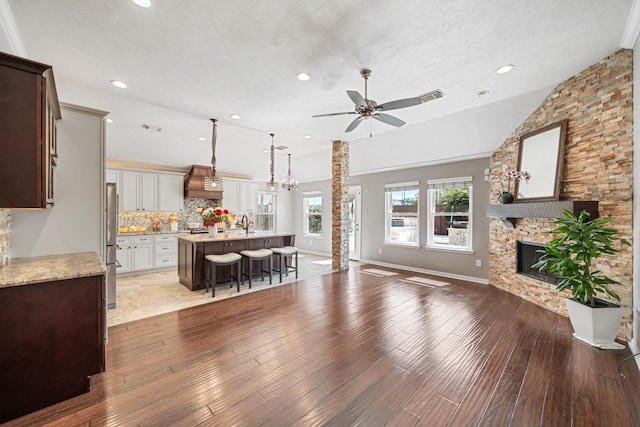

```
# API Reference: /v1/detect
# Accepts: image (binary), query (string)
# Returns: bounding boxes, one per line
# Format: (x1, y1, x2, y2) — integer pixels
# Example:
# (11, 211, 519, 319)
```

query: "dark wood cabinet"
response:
(0, 274, 105, 423)
(0, 52, 61, 209)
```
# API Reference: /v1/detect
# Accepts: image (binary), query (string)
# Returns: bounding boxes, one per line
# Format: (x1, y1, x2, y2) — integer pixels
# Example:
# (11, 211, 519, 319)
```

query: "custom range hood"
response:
(184, 118, 224, 200)
(183, 165, 223, 199)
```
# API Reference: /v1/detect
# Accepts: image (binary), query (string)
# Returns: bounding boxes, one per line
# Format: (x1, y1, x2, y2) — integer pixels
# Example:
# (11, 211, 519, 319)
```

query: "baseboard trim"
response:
(299, 249, 331, 257)
(359, 258, 489, 285)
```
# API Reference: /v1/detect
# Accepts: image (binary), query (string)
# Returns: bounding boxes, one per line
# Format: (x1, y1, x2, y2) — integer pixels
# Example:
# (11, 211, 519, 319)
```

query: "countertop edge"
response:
(0, 252, 106, 289)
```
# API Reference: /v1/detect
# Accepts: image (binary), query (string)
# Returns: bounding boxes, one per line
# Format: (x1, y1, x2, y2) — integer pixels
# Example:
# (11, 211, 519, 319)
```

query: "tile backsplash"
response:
(118, 198, 223, 232)
(0, 210, 11, 260)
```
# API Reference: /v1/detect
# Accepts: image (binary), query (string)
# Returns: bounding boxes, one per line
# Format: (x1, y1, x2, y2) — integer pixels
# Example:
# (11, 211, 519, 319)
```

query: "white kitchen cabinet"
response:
(223, 179, 258, 214)
(158, 173, 184, 212)
(132, 235, 154, 270)
(116, 236, 132, 272)
(154, 234, 177, 267)
(122, 170, 158, 212)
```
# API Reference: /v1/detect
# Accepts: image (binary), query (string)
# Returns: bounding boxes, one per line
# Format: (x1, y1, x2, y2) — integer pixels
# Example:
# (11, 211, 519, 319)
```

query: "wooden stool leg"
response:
(279, 253, 283, 283)
(236, 260, 241, 292)
(211, 263, 216, 298)
(294, 252, 298, 279)
(268, 255, 272, 285)
(248, 258, 253, 287)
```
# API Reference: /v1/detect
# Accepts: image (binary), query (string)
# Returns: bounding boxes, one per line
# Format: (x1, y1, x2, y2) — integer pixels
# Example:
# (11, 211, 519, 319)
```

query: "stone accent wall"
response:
(332, 140, 349, 271)
(0, 210, 11, 261)
(489, 49, 633, 340)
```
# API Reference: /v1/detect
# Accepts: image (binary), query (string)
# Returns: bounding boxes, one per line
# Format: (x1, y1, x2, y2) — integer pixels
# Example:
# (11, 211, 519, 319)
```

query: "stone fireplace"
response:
(488, 49, 633, 341)
(516, 241, 558, 285)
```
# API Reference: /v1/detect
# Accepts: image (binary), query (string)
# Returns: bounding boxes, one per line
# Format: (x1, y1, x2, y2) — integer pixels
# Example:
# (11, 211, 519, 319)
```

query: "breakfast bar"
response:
(177, 232, 295, 290)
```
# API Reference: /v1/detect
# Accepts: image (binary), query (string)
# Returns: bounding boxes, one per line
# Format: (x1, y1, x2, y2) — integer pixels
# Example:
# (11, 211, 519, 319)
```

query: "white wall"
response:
(11, 104, 107, 259)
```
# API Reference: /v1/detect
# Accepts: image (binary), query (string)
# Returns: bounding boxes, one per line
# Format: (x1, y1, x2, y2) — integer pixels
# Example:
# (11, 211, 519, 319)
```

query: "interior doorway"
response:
(348, 186, 362, 260)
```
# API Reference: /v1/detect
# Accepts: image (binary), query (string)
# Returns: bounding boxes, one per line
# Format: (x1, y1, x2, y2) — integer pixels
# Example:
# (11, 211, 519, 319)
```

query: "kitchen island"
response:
(177, 232, 295, 290)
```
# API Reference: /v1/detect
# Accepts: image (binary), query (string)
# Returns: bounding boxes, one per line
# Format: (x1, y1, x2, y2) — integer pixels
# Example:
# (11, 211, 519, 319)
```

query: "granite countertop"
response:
(117, 231, 179, 237)
(177, 231, 294, 243)
(0, 252, 106, 289)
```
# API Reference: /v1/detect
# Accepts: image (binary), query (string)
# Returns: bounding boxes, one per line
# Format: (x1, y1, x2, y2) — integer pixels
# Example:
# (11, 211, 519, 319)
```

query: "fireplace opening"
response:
(516, 241, 559, 285)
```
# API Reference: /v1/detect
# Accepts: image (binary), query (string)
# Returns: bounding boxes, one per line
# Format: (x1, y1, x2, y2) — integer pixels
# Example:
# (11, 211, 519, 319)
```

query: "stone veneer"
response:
(332, 140, 349, 271)
(0, 210, 11, 261)
(489, 49, 633, 340)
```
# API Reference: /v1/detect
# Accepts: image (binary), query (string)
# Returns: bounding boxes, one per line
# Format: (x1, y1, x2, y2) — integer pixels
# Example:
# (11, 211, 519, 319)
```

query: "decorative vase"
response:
(208, 223, 218, 237)
(500, 193, 514, 204)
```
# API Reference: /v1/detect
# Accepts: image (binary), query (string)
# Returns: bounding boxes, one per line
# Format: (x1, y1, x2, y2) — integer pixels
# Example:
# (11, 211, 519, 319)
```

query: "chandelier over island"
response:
(281, 153, 298, 191)
(203, 118, 223, 192)
(264, 133, 279, 193)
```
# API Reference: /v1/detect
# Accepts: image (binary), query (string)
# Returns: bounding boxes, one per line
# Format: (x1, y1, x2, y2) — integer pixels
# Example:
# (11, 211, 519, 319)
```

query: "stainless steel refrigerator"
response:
(106, 182, 117, 309)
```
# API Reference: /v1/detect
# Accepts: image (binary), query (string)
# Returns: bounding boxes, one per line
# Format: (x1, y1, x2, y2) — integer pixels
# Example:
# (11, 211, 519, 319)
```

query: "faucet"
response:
(240, 215, 249, 234)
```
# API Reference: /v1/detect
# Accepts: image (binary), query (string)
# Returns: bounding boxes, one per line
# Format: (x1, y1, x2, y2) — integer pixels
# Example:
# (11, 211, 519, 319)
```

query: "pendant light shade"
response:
(264, 133, 279, 193)
(281, 153, 298, 191)
(204, 118, 224, 191)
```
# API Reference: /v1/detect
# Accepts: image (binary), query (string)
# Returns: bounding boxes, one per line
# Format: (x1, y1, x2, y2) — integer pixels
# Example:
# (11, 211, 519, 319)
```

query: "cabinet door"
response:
(222, 179, 240, 213)
(140, 172, 158, 212)
(116, 245, 132, 272)
(121, 171, 140, 212)
(133, 244, 154, 270)
(244, 181, 258, 213)
(158, 173, 184, 212)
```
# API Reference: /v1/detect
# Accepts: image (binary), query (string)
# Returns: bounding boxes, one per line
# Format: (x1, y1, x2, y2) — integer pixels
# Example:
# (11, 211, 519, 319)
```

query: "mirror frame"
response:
(515, 119, 568, 202)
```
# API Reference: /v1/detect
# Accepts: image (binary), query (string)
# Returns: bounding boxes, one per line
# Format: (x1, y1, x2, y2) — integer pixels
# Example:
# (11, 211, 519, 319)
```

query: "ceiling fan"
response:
(313, 68, 444, 133)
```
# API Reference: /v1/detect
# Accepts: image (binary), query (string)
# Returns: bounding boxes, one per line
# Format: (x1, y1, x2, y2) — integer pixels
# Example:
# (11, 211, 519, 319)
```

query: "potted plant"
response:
(489, 164, 531, 203)
(532, 209, 629, 349)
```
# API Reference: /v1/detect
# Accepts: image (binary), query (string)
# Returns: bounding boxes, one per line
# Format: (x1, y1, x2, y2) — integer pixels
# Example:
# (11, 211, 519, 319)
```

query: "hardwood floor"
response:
(6, 265, 640, 426)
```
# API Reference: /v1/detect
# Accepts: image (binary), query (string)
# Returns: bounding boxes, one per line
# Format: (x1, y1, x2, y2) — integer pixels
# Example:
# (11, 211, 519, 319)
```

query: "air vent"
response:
(419, 89, 444, 103)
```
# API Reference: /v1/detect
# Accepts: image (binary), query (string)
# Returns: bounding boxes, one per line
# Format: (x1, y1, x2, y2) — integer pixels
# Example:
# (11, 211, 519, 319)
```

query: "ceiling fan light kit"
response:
(313, 68, 444, 133)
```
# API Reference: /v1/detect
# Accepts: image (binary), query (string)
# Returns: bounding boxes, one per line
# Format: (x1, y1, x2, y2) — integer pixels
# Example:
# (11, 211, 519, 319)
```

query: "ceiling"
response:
(0, 0, 635, 182)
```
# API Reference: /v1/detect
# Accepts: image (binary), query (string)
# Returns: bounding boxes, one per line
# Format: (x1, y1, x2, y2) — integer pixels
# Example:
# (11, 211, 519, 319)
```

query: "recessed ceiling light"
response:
(303, 135, 312, 139)
(477, 90, 490, 98)
(197, 137, 206, 141)
(106, 118, 114, 124)
(229, 114, 240, 120)
(110, 80, 127, 89)
(496, 64, 515, 74)
(297, 73, 311, 81)
(132, 0, 151, 7)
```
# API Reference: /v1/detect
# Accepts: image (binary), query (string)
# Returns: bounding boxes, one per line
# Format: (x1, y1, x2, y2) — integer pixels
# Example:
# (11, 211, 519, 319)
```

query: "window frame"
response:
(426, 176, 473, 253)
(302, 191, 323, 237)
(254, 191, 276, 232)
(384, 181, 420, 248)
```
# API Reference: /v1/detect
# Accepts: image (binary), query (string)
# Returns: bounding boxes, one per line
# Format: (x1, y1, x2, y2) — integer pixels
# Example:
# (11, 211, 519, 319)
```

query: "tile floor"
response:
(108, 253, 338, 326)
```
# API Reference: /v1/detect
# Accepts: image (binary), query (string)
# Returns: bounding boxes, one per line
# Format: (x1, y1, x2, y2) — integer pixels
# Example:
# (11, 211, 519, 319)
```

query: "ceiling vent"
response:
(419, 89, 444, 103)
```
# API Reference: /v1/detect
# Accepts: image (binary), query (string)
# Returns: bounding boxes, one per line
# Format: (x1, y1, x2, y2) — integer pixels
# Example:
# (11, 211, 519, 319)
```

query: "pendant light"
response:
(264, 133, 279, 193)
(281, 153, 298, 191)
(204, 118, 223, 191)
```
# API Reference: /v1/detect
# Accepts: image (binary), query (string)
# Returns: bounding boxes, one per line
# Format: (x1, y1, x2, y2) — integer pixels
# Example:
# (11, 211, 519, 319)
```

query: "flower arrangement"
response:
(490, 164, 531, 199)
(196, 207, 232, 228)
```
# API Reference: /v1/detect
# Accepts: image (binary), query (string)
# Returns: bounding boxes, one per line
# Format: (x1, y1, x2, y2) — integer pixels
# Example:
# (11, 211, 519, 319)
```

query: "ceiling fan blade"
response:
(377, 97, 422, 111)
(345, 117, 363, 132)
(347, 90, 366, 107)
(373, 113, 405, 128)
(312, 112, 357, 118)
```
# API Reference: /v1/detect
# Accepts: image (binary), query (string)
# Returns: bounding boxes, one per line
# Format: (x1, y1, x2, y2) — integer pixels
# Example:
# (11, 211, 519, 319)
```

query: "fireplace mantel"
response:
(486, 200, 598, 228)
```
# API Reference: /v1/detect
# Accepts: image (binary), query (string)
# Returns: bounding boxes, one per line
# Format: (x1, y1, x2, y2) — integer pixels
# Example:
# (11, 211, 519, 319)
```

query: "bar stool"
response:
(204, 253, 242, 297)
(239, 249, 273, 287)
(271, 246, 298, 283)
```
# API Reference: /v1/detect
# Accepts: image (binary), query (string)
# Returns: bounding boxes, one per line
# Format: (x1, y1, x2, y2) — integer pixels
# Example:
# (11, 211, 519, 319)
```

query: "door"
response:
(348, 186, 361, 260)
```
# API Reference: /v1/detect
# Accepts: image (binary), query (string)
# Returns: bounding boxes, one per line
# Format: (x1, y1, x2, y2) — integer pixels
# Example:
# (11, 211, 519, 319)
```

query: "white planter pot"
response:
(565, 298, 625, 350)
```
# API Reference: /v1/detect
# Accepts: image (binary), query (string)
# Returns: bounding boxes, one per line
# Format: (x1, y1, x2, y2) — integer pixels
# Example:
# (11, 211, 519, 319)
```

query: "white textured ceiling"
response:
(0, 0, 634, 181)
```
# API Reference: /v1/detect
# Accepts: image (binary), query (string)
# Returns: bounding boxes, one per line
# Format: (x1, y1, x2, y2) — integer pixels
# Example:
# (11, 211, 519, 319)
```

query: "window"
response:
(385, 182, 419, 247)
(303, 191, 322, 236)
(254, 192, 276, 232)
(427, 177, 473, 251)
